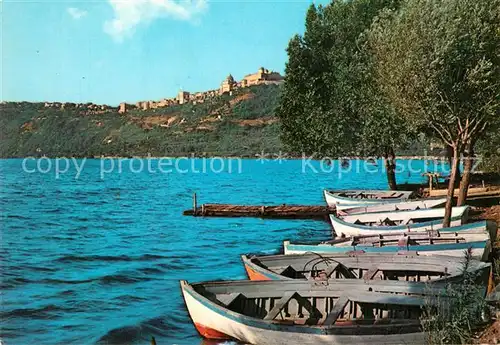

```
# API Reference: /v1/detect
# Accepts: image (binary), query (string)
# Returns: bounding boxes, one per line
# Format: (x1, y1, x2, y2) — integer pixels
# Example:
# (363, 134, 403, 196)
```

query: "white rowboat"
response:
(324, 190, 414, 207)
(181, 279, 452, 345)
(241, 252, 491, 284)
(283, 221, 493, 261)
(336, 198, 447, 214)
(329, 213, 466, 237)
(339, 206, 469, 226)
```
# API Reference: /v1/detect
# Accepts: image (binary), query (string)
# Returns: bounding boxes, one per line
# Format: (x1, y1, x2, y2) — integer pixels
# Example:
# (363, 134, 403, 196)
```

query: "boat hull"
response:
(337, 198, 447, 214)
(181, 281, 425, 345)
(283, 240, 491, 261)
(243, 261, 281, 281)
(340, 206, 469, 225)
(324, 190, 413, 207)
(329, 214, 465, 237)
(241, 253, 491, 282)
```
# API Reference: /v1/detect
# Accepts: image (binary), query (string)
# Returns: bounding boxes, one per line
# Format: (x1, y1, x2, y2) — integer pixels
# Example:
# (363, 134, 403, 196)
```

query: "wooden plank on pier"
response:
(183, 203, 336, 219)
(428, 187, 499, 197)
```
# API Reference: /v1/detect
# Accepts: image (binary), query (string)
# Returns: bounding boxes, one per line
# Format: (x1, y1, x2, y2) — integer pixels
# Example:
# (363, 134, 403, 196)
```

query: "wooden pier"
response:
(183, 194, 334, 219)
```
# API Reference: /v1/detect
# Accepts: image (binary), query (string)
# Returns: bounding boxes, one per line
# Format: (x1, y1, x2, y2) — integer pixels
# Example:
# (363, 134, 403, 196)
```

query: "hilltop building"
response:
(120, 67, 283, 113)
(220, 74, 237, 94)
(44, 101, 114, 115)
(119, 102, 127, 114)
(241, 67, 284, 88)
(219, 68, 284, 95)
(177, 91, 190, 105)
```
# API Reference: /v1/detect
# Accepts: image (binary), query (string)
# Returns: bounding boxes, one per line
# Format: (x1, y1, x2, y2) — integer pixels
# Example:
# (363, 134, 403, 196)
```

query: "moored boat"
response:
(336, 197, 447, 214)
(339, 206, 469, 226)
(329, 212, 466, 237)
(241, 252, 491, 284)
(283, 222, 492, 261)
(324, 190, 414, 207)
(180, 279, 451, 345)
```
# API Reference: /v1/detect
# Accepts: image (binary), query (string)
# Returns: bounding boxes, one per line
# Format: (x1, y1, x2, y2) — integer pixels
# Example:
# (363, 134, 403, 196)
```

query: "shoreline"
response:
(0, 155, 450, 160)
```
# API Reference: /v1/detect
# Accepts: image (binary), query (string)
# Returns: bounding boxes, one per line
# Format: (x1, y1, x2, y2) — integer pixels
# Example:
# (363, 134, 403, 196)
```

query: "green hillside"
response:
(2, 82, 499, 172)
(0, 85, 283, 158)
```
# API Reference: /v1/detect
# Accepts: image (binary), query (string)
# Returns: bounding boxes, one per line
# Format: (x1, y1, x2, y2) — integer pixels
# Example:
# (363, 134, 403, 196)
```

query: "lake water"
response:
(1, 158, 445, 345)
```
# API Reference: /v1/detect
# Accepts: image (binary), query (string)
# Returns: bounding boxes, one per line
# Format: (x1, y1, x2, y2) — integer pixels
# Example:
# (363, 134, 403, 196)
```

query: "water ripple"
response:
(0, 158, 431, 345)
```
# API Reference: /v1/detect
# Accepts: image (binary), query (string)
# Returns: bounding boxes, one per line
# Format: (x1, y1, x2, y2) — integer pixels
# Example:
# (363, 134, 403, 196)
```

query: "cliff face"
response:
(0, 84, 283, 158)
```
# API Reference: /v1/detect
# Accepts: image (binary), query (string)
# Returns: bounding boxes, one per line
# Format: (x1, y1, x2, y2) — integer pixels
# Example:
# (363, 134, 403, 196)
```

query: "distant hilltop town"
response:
(22, 67, 283, 114)
(41, 102, 113, 115)
(118, 67, 284, 113)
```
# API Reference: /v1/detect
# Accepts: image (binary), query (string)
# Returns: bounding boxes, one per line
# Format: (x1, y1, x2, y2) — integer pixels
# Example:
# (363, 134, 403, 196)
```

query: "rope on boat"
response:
(300, 252, 354, 278)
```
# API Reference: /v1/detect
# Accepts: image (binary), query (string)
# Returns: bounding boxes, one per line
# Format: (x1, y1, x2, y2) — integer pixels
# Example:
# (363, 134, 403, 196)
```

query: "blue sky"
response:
(2, 0, 327, 106)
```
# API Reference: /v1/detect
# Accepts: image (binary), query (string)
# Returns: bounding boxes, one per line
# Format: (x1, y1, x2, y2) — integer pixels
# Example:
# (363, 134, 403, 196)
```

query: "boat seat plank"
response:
(323, 295, 349, 326)
(377, 263, 445, 272)
(354, 293, 429, 307)
(217, 293, 243, 307)
(397, 250, 420, 256)
(264, 291, 297, 320)
(235, 289, 427, 299)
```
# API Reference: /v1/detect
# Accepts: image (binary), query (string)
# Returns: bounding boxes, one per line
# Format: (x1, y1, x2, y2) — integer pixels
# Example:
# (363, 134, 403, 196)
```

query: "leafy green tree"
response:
(476, 129, 500, 174)
(368, 0, 500, 226)
(277, 1, 409, 190)
(357, 26, 414, 189)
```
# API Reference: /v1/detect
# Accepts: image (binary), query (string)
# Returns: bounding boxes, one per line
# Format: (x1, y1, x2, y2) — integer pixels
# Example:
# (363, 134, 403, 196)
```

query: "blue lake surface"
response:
(0, 158, 446, 345)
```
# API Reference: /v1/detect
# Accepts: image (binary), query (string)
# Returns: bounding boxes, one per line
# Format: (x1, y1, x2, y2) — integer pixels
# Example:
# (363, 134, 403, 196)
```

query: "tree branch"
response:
(431, 119, 455, 144)
(461, 116, 478, 137)
(465, 117, 488, 141)
(458, 117, 464, 135)
(437, 91, 455, 116)
(427, 109, 456, 135)
(430, 122, 454, 147)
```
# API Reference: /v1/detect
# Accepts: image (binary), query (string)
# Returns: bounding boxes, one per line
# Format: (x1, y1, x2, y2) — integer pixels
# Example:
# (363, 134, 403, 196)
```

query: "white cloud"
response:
(67, 7, 88, 20)
(104, 0, 208, 42)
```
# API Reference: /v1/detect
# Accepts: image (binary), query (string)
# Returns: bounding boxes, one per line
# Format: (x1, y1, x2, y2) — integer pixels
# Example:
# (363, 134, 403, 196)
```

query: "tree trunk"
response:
(443, 145, 460, 228)
(457, 144, 474, 206)
(446, 145, 453, 168)
(384, 147, 397, 190)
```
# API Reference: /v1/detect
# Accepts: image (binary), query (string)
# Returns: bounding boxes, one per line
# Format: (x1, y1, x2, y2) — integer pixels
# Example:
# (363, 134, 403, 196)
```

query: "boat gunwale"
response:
(329, 213, 471, 231)
(326, 190, 414, 198)
(324, 190, 414, 205)
(337, 197, 448, 213)
(241, 254, 292, 280)
(339, 205, 470, 222)
(241, 253, 491, 282)
(283, 239, 489, 253)
(180, 280, 438, 335)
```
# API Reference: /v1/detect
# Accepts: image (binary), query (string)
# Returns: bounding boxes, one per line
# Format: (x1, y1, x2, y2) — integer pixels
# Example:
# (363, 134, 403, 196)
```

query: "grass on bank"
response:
(421, 250, 489, 345)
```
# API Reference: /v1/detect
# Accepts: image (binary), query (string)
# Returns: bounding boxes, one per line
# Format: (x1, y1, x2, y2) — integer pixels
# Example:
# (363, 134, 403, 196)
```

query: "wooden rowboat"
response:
(336, 197, 447, 214)
(329, 212, 466, 237)
(486, 284, 500, 305)
(339, 206, 470, 226)
(324, 190, 414, 207)
(283, 222, 492, 261)
(181, 279, 451, 345)
(241, 252, 491, 284)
